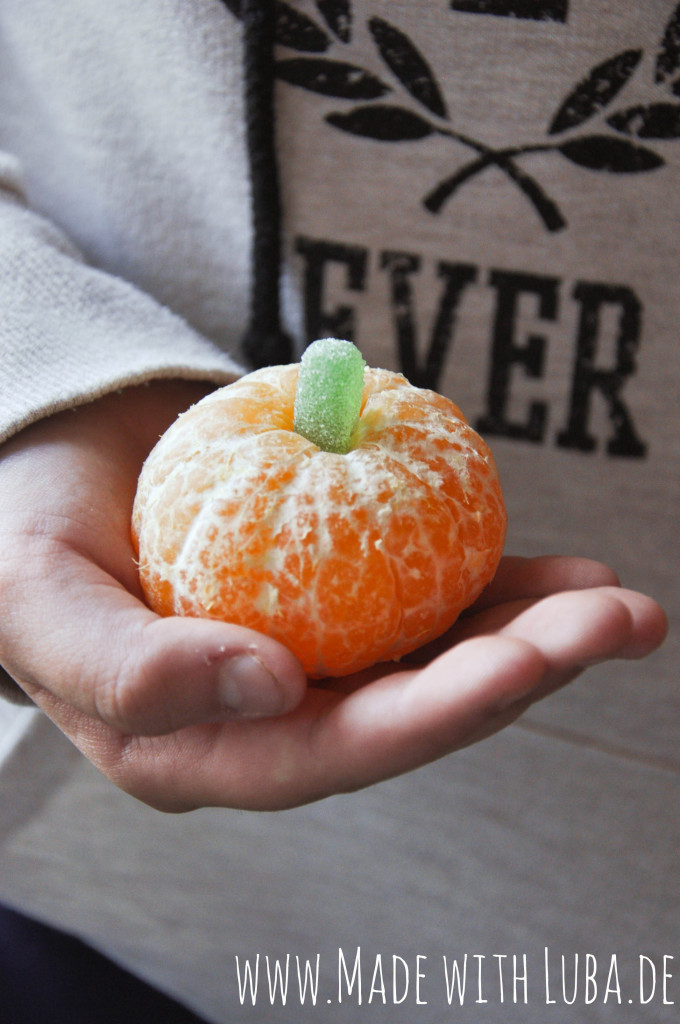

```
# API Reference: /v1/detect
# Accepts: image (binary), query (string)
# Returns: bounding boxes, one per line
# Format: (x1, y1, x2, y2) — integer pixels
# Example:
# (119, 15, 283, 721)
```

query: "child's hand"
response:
(0, 384, 667, 811)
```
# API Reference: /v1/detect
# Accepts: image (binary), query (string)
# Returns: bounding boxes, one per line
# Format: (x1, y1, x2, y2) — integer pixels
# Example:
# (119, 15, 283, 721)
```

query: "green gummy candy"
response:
(293, 338, 366, 454)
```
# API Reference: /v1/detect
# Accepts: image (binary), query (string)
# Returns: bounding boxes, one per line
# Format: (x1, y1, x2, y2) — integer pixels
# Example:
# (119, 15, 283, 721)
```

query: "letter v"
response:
(381, 252, 477, 390)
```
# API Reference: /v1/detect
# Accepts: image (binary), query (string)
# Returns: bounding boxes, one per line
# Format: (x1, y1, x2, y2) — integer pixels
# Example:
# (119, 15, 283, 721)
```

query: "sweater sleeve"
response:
(0, 154, 243, 447)
(0, 154, 246, 705)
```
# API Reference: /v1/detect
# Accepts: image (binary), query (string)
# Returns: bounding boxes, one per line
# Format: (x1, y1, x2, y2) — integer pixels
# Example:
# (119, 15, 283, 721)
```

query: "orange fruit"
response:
(132, 355, 506, 677)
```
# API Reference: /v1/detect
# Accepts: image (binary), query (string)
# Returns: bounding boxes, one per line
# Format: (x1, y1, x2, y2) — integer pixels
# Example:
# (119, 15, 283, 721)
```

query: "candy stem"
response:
(293, 338, 366, 454)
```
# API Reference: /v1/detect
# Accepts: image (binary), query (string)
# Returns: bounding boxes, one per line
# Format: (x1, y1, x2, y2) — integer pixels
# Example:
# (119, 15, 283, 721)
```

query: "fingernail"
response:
(218, 654, 286, 717)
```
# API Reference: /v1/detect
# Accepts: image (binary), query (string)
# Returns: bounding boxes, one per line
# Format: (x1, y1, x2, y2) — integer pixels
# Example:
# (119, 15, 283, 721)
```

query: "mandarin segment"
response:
(132, 360, 507, 677)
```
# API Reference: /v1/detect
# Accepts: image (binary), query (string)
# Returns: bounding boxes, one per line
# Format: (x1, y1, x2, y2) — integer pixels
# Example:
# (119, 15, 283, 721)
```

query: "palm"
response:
(0, 384, 667, 812)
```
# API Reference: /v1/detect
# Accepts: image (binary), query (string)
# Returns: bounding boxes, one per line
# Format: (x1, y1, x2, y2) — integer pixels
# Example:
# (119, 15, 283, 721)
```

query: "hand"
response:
(0, 384, 667, 812)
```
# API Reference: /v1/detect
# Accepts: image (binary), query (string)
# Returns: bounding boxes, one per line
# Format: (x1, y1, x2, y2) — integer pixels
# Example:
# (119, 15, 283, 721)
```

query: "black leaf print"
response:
(607, 103, 680, 140)
(326, 105, 436, 141)
(275, 59, 389, 100)
(267, 5, 670, 231)
(656, 2, 680, 86)
(275, 1, 330, 53)
(368, 18, 448, 119)
(451, 0, 567, 19)
(548, 50, 642, 135)
(558, 136, 664, 172)
(316, 0, 352, 44)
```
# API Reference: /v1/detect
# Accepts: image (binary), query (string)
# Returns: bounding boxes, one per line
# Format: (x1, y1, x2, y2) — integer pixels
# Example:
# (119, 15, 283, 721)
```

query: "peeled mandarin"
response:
(131, 341, 507, 678)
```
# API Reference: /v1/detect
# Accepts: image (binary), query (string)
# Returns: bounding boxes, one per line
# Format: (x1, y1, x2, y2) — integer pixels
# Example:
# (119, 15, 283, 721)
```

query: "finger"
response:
(34, 588, 667, 812)
(406, 556, 626, 664)
(104, 636, 548, 811)
(307, 635, 547, 790)
(258, 588, 665, 804)
(605, 588, 669, 660)
(469, 555, 621, 613)
(4, 547, 307, 735)
(498, 586, 668, 693)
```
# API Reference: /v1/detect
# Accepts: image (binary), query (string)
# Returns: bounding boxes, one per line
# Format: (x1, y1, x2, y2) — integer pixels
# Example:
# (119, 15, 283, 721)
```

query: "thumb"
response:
(5, 551, 307, 736)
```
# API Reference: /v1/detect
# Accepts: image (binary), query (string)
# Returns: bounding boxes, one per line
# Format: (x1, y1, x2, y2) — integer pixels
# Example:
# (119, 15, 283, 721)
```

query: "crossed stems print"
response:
(241, 0, 680, 232)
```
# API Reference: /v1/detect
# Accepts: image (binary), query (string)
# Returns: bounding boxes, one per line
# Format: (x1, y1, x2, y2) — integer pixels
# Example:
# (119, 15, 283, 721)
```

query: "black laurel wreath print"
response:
(259, 0, 680, 232)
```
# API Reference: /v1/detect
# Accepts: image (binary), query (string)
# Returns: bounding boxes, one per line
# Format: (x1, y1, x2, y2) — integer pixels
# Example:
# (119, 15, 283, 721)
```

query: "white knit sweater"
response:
(0, 0, 247, 446)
